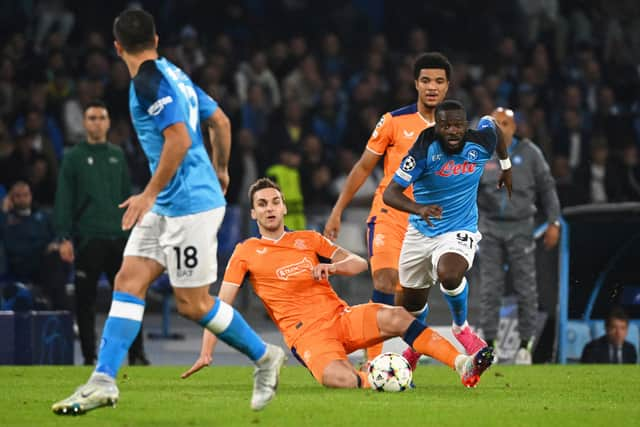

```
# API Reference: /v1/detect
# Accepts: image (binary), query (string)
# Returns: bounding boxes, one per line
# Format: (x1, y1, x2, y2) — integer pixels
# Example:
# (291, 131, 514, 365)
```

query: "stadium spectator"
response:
(0, 181, 68, 309)
(571, 138, 624, 204)
(235, 50, 281, 112)
(477, 107, 561, 365)
(581, 307, 638, 364)
(53, 100, 148, 367)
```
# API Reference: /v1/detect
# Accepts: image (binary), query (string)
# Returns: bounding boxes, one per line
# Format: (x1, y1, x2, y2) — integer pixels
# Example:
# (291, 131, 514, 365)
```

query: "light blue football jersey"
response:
(393, 116, 498, 237)
(129, 57, 225, 216)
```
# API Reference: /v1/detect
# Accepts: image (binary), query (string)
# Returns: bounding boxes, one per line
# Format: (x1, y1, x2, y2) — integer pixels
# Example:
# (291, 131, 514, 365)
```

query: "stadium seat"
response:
(566, 320, 592, 362)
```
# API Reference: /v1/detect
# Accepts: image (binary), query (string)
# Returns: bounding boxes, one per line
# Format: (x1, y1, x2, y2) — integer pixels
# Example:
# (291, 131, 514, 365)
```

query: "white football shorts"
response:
(399, 223, 481, 289)
(124, 206, 225, 288)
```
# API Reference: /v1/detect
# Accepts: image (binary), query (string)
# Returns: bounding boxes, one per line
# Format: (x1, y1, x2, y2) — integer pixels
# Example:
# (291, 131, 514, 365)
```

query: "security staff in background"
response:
(477, 107, 561, 365)
(54, 100, 149, 366)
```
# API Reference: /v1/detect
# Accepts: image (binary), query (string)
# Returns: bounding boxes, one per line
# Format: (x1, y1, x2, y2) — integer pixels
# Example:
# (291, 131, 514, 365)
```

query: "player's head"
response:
(414, 52, 451, 108)
(606, 306, 629, 347)
(113, 8, 158, 56)
(491, 107, 516, 140)
(83, 100, 110, 142)
(435, 100, 467, 154)
(249, 178, 287, 233)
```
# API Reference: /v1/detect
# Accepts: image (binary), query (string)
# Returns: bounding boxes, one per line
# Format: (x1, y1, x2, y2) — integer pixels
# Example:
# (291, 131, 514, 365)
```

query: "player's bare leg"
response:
(399, 287, 430, 370)
(365, 268, 398, 362)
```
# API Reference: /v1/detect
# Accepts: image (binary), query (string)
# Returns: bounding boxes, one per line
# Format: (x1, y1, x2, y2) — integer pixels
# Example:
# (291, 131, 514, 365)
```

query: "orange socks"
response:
(411, 328, 458, 369)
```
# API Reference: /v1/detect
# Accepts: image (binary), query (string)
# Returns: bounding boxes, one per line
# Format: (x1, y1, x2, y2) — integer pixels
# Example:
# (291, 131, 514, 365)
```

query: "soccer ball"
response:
(367, 352, 413, 392)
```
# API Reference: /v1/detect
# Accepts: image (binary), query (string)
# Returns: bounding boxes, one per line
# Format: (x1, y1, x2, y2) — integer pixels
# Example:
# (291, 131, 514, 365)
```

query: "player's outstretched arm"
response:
(120, 122, 191, 230)
(206, 108, 231, 194)
(181, 282, 241, 379)
(324, 150, 381, 241)
(383, 181, 442, 226)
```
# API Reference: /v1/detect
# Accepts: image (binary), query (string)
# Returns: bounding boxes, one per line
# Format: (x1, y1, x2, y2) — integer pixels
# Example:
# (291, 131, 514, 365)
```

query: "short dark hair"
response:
(83, 100, 109, 114)
(113, 8, 156, 53)
(248, 177, 283, 207)
(606, 306, 629, 328)
(435, 99, 465, 116)
(413, 52, 452, 80)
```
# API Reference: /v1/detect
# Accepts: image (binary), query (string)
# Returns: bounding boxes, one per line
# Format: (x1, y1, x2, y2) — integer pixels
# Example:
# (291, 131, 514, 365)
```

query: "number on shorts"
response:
(456, 232, 474, 249)
(173, 246, 199, 269)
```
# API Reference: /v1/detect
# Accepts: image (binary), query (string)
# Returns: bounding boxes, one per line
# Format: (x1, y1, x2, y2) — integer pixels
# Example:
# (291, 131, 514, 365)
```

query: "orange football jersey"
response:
(366, 104, 434, 221)
(223, 230, 347, 346)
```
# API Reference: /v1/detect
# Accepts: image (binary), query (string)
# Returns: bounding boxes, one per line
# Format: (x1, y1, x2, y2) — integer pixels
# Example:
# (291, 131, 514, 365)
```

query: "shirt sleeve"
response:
(222, 244, 249, 286)
(475, 115, 498, 155)
(366, 112, 393, 155)
(392, 133, 430, 188)
(133, 64, 184, 132)
(312, 232, 339, 259)
(194, 84, 218, 121)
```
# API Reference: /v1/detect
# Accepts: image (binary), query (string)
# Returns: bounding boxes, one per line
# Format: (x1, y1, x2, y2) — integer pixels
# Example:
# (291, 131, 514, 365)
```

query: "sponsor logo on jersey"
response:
(256, 248, 267, 255)
(147, 96, 173, 116)
(403, 130, 415, 138)
(294, 239, 307, 250)
(276, 257, 314, 280)
(435, 160, 477, 177)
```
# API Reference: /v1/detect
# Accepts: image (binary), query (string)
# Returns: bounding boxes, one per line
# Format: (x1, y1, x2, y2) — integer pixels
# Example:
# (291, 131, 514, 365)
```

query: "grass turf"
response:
(1, 365, 638, 426)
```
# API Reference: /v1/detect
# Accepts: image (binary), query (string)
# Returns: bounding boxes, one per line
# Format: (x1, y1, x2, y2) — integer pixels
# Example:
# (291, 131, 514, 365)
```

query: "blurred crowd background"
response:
(0, 0, 639, 311)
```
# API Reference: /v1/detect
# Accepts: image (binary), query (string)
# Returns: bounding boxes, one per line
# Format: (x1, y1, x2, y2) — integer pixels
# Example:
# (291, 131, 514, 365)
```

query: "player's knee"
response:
(372, 269, 398, 294)
(321, 366, 359, 388)
(437, 268, 464, 290)
(379, 306, 412, 335)
(114, 269, 137, 295)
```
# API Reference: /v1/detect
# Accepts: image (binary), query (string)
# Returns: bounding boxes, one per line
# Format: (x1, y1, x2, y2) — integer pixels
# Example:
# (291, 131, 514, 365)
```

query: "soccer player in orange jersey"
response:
(182, 178, 494, 389)
(323, 52, 452, 363)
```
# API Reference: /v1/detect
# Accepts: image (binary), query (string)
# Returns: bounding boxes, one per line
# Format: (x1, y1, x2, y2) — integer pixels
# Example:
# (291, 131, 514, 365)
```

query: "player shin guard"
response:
(95, 292, 145, 378)
(199, 297, 267, 362)
(403, 320, 458, 368)
(441, 278, 469, 327)
(410, 301, 429, 326)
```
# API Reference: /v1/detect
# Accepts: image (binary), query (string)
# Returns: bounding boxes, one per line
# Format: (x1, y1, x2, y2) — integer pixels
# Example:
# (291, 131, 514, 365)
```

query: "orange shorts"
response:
(290, 303, 384, 382)
(366, 212, 408, 272)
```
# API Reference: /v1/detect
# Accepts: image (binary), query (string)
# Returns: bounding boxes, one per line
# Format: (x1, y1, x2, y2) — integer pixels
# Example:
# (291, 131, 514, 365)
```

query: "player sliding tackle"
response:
(383, 100, 512, 370)
(183, 178, 494, 389)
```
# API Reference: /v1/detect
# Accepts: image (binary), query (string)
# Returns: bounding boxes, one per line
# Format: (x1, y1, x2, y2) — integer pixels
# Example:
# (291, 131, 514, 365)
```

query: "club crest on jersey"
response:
(435, 160, 477, 177)
(294, 239, 307, 250)
(402, 156, 416, 171)
(276, 257, 313, 280)
(468, 150, 478, 161)
(147, 96, 173, 116)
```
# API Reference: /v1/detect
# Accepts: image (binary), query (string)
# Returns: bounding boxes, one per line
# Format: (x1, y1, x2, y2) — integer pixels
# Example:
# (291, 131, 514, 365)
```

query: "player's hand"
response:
(313, 263, 337, 280)
(498, 168, 512, 198)
(181, 353, 213, 379)
(217, 169, 230, 195)
(543, 223, 560, 249)
(59, 239, 75, 263)
(119, 191, 156, 230)
(416, 204, 442, 227)
(323, 211, 342, 241)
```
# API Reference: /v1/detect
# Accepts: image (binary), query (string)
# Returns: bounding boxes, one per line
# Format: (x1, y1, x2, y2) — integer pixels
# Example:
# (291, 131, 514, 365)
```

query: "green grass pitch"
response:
(1, 365, 638, 426)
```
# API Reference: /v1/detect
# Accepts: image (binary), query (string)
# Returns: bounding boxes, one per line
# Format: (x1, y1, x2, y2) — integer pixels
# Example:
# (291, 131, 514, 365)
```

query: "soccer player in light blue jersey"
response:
(383, 100, 512, 370)
(52, 9, 285, 415)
